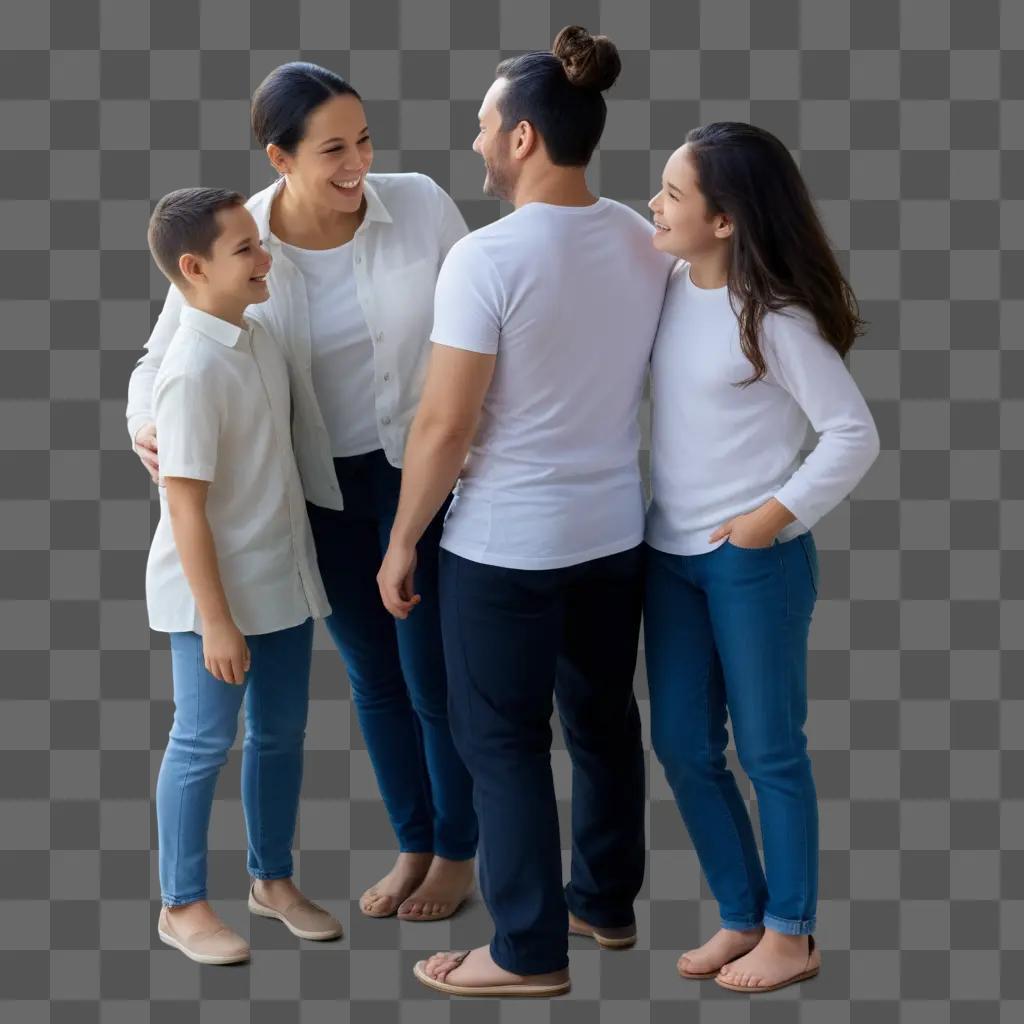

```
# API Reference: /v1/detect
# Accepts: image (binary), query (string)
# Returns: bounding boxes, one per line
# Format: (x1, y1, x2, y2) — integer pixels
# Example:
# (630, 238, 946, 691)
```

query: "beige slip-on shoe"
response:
(157, 906, 250, 966)
(248, 883, 344, 941)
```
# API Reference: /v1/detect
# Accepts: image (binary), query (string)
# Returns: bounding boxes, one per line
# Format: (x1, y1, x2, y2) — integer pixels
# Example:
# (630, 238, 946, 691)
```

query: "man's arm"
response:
(164, 476, 250, 684)
(377, 343, 496, 618)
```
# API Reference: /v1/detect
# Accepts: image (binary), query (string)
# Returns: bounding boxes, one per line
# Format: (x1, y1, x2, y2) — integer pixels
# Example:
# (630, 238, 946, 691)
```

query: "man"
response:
(377, 26, 674, 997)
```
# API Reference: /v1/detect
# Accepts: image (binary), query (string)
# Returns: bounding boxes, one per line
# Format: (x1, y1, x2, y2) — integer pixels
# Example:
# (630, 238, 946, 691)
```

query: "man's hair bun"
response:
(551, 25, 621, 92)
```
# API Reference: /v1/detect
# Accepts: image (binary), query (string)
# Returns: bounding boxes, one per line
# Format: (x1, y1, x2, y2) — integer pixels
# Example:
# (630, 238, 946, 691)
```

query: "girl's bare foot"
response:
(397, 855, 475, 921)
(421, 944, 569, 991)
(716, 929, 820, 990)
(359, 852, 433, 917)
(677, 925, 764, 977)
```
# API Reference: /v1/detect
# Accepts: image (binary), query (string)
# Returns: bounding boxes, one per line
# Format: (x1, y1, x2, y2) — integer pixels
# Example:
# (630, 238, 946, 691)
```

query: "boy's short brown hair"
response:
(147, 187, 247, 287)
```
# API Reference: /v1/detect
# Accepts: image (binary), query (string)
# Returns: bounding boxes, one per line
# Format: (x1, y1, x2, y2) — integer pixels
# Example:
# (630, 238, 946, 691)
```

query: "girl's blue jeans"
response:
(643, 534, 820, 936)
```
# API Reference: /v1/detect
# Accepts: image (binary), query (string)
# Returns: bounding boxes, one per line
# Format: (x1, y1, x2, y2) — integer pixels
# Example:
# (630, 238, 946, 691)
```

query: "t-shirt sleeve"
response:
(429, 236, 505, 355)
(764, 310, 881, 530)
(153, 370, 221, 484)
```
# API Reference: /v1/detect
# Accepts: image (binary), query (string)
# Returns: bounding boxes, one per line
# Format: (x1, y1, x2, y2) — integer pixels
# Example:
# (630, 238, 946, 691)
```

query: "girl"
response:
(645, 122, 880, 993)
(128, 63, 478, 925)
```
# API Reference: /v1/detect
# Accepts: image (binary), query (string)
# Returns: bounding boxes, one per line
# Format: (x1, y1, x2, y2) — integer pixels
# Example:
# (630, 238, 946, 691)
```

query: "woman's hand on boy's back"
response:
(202, 618, 251, 685)
(133, 422, 160, 483)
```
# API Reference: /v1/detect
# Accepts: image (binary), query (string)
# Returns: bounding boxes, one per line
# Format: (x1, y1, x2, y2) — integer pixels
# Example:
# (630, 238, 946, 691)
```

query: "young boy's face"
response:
(189, 204, 272, 305)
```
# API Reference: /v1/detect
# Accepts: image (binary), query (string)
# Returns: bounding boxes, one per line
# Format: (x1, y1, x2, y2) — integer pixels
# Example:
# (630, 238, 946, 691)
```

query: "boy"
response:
(143, 187, 342, 964)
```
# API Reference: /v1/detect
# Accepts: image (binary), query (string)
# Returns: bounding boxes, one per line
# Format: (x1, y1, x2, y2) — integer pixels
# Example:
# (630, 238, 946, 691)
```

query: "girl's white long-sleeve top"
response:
(646, 261, 881, 556)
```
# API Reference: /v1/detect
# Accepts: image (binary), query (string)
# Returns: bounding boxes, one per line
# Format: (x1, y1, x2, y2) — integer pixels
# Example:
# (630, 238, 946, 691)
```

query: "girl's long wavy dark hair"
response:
(685, 122, 866, 386)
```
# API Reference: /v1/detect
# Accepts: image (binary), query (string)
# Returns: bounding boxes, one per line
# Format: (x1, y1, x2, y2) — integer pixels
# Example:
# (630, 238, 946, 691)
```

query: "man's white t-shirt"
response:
(430, 198, 675, 570)
(278, 238, 380, 458)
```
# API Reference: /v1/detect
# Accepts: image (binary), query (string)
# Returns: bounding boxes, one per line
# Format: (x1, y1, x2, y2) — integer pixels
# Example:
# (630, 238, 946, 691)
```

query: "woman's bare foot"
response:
(677, 925, 764, 977)
(164, 899, 229, 934)
(421, 944, 569, 990)
(716, 929, 820, 990)
(360, 852, 433, 917)
(397, 855, 475, 921)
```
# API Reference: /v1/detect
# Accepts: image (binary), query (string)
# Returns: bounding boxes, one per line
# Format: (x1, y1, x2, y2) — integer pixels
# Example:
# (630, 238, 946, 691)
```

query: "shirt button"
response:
(376, 330, 384, 342)
(382, 416, 391, 425)
(383, 372, 390, 382)
(355, 255, 362, 264)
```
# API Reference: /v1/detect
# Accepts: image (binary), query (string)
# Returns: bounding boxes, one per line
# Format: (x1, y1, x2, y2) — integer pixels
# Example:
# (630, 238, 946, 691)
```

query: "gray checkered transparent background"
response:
(1, 0, 1022, 1019)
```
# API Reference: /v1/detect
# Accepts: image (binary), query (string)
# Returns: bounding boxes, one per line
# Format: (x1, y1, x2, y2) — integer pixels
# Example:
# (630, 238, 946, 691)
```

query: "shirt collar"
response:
(179, 305, 250, 348)
(361, 176, 393, 225)
(250, 173, 393, 246)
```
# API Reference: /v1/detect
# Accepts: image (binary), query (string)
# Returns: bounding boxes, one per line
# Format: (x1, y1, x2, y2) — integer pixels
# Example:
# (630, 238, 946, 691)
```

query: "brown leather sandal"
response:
(568, 912, 637, 949)
(413, 951, 572, 998)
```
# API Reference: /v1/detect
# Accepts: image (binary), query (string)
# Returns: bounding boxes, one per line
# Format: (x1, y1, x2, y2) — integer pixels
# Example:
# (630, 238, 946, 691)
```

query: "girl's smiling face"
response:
(648, 144, 732, 260)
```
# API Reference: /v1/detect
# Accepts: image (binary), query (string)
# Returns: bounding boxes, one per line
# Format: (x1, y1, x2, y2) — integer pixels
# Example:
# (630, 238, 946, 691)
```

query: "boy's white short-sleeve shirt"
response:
(146, 305, 331, 636)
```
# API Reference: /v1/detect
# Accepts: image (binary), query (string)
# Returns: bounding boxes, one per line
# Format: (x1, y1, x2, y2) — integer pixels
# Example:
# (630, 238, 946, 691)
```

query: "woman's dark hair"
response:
(147, 187, 247, 286)
(251, 61, 361, 155)
(684, 121, 866, 386)
(494, 25, 621, 167)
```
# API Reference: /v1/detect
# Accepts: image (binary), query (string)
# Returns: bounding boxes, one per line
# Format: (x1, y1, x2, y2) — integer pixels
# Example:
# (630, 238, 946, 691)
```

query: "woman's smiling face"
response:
(276, 93, 374, 213)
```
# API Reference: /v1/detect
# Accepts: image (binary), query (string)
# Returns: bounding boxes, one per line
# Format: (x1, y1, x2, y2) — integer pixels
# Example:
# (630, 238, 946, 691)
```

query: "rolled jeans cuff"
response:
(763, 912, 815, 936)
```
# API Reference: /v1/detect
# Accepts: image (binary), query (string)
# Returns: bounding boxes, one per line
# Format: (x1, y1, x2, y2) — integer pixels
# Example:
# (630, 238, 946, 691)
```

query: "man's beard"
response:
(482, 154, 515, 202)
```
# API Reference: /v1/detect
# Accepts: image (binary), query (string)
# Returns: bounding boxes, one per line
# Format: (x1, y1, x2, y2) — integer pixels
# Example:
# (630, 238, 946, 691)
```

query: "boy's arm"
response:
(164, 477, 250, 685)
(154, 368, 248, 684)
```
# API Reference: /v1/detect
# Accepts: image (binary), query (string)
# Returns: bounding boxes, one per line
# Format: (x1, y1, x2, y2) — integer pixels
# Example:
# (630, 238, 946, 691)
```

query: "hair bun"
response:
(552, 25, 621, 92)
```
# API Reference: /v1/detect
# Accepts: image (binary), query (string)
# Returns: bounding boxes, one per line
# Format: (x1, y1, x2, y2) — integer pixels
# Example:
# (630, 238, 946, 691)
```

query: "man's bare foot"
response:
(716, 930, 820, 990)
(677, 925, 764, 977)
(397, 855, 475, 920)
(164, 899, 229, 934)
(360, 852, 433, 917)
(420, 944, 569, 991)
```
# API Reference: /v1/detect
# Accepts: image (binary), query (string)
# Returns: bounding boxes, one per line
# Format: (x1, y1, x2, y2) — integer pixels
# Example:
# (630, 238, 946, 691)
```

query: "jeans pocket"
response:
(725, 536, 774, 552)
(797, 533, 819, 597)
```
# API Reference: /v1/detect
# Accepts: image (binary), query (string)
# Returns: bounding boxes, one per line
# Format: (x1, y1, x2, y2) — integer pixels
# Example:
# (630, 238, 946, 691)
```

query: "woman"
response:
(644, 123, 880, 992)
(127, 62, 477, 922)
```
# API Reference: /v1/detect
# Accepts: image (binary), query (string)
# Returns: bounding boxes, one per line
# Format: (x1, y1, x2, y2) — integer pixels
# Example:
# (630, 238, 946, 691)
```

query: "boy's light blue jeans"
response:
(156, 617, 314, 906)
(643, 534, 820, 936)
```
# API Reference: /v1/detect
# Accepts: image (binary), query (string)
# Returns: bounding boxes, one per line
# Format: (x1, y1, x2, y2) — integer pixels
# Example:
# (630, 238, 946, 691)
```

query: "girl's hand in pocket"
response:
(202, 620, 251, 684)
(710, 512, 776, 549)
